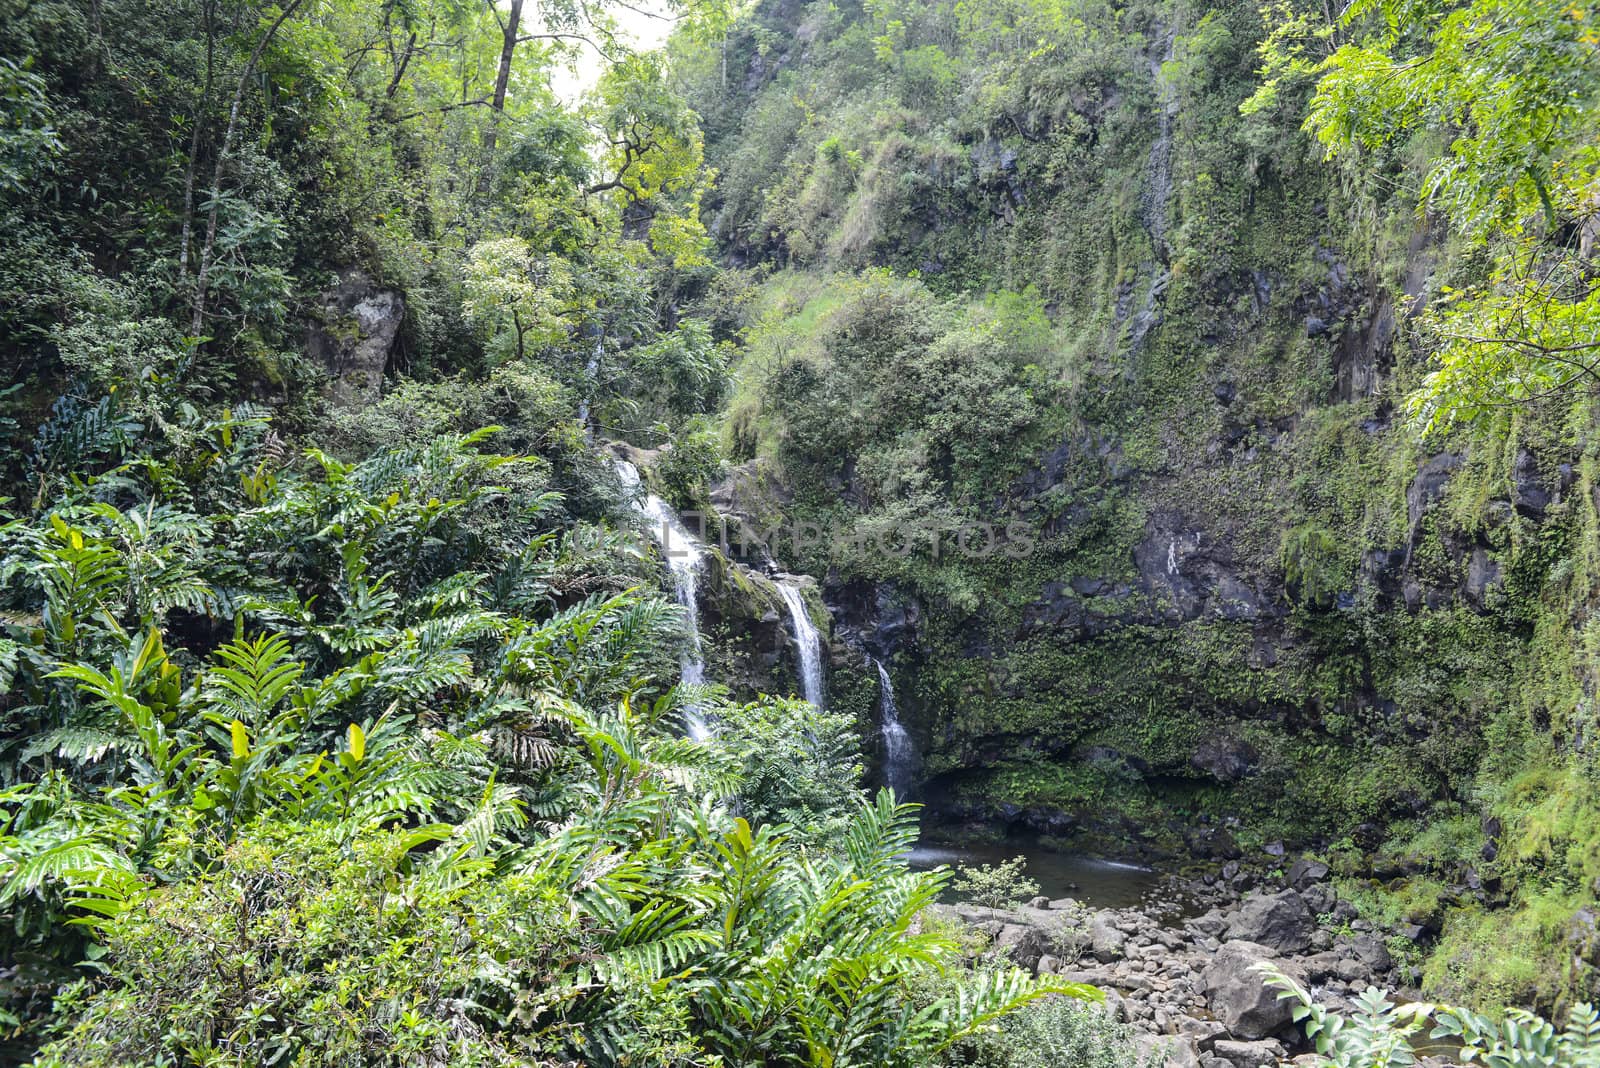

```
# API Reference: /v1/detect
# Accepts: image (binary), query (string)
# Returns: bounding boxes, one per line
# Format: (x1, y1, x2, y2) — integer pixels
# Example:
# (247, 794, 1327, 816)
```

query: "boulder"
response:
(307, 270, 404, 409)
(1286, 858, 1330, 890)
(1191, 736, 1259, 783)
(1212, 1039, 1284, 1068)
(1226, 890, 1316, 953)
(1301, 883, 1337, 916)
(1137, 1034, 1202, 1068)
(1334, 957, 1369, 983)
(1200, 941, 1303, 1040)
(1349, 933, 1394, 973)
(1090, 914, 1129, 962)
(1568, 907, 1600, 968)
(992, 923, 1051, 970)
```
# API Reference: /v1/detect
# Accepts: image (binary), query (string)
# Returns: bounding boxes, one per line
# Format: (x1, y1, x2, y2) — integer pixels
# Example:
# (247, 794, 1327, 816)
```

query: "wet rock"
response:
(1465, 547, 1500, 607)
(1186, 824, 1243, 860)
(1201, 941, 1304, 1039)
(1408, 453, 1462, 530)
(1512, 449, 1552, 517)
(1226, 890, 1316, 953)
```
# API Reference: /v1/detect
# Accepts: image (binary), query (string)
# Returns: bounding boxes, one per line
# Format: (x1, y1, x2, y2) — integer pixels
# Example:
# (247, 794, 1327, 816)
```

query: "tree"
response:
(1293, 0, 1600, 434)
(587, 53, 712, 267)
(462, 236, 579, 361)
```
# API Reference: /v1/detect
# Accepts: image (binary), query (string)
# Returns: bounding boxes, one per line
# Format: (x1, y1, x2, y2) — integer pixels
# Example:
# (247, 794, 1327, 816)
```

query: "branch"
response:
(391, 97, 493, 122)
(516, 31, 620, 59)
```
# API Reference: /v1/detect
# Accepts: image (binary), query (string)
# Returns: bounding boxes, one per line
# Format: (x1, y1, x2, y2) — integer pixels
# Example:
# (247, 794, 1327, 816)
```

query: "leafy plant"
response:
(952, 856, 1041, 910)
(1260, 963, 1600, 1068)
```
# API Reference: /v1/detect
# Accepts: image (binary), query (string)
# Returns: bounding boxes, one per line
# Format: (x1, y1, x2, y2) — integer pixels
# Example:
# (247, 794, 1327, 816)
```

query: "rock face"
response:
(307, 271, 405, 408)
(1201, 941, 1301, 1039)
(1226, 890, 1316, 953)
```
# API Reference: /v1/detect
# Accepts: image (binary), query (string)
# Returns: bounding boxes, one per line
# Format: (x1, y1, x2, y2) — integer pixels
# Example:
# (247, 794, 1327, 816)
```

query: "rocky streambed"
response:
(930, 859, 1462, 1068)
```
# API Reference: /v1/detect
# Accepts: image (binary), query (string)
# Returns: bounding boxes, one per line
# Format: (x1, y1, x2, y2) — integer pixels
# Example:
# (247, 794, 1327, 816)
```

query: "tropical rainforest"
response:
(0, 0, 1598, 1062)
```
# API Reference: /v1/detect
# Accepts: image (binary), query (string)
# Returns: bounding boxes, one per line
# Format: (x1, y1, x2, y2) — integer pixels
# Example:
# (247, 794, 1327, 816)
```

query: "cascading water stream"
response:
(613, 459, 710, 739)
(776, 581, 825, 708)
(576, 332, 603, 434)
(874, 658, 913, 797)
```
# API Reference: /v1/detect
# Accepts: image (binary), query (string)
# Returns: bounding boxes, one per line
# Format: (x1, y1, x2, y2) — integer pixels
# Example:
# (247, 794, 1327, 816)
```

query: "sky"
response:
(545, 0, 679, 103)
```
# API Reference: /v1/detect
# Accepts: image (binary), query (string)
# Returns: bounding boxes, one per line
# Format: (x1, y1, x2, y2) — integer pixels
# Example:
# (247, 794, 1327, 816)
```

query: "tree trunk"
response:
(483, 0, 524, 163)
(178, 0, 217, 281)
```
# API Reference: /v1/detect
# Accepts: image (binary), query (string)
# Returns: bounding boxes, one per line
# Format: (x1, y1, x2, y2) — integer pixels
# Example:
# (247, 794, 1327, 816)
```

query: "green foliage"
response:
(0, 56, 61, 195)
(1281, 523, 1347, 607)
(716, 694, 866, 843)
(1261, 963, 1600, 1068)
(654, 414, 726, 509)
(982, 997, 1146, 1068)
(952, 856, 1041, 910)
(0, 395, 1080, 1060)
(1294, 0, 1600, 433)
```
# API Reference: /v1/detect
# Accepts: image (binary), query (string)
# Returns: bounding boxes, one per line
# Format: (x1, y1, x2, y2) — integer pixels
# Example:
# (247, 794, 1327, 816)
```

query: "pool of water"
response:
(906, 838, 1162, 911)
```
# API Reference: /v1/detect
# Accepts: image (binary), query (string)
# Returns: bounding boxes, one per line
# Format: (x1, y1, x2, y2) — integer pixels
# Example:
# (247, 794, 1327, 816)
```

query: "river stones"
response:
(1090, 913, 1130, 961)
(1212, 1038, 1286, 1068)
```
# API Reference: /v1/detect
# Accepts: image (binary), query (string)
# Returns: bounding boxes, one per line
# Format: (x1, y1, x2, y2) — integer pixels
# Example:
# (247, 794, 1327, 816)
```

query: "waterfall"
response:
(776, 581, 825, 708)
(613, 459, 710, 739)
(1125, 29, 1178, 359)
(874, 658, 913, 797)
(577, 331, 603, 434)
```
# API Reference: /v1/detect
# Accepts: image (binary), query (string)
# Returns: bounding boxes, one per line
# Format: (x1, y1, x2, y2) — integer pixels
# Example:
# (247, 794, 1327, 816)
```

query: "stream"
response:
(907, 835, 1162, 911)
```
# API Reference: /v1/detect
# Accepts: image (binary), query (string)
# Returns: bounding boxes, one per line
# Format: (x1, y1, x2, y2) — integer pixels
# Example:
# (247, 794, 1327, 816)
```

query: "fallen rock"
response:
(1302, 883, 1337, 916)
(992, 923, 1051, 970)
(1226, 889, 1316, 953)
(1200, 941, 1304, 1040)
(1137, 1033, 1202, 1068)
(1191, 735, 1259, 783)
(1286, 858, 1331, 890)
(1212, 1038, 1284, 1068)
(307, 271, 405, 409)
(1349, 933, 1394, 973)
(1091, 914, 1129, 962)
(1334, 957, 1369, 983)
